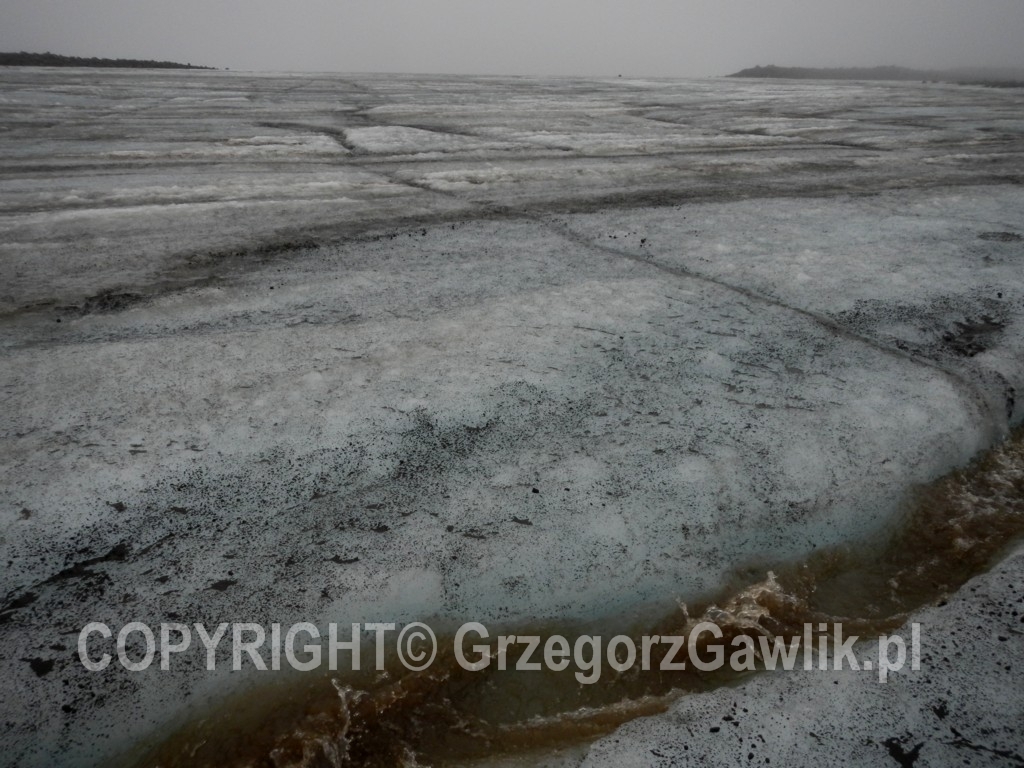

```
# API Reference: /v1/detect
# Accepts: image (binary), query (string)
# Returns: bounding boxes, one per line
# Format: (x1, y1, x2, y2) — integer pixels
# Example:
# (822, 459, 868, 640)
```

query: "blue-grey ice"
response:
(0, 69, 1022, 767)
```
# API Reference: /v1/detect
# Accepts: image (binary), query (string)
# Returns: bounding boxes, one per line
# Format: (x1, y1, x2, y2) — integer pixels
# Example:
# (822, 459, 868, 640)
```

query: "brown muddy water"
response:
(122, 427, 1024, 768)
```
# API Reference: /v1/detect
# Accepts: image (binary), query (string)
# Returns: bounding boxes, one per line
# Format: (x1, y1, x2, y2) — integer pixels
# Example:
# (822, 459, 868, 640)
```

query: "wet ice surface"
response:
(583, 543, 1024, 768)
(1, 69, 1023, 766)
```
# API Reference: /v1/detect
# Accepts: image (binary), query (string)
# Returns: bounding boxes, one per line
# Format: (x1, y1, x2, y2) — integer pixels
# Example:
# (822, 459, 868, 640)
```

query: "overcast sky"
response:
(3, 0, 1023, 76)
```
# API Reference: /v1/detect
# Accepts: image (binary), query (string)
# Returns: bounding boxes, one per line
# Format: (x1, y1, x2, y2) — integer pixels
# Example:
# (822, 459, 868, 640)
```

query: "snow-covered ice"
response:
(0, 68, 1023, 766)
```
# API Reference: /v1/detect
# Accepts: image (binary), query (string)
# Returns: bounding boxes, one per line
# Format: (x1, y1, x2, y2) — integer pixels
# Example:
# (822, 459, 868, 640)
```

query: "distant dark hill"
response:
(0, 51, 215, 69)
(727, 65, 1024, 87)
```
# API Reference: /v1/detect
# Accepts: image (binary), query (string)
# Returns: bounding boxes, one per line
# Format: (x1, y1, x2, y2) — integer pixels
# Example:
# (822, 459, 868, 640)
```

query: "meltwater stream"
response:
(121, 427, 1024, 768)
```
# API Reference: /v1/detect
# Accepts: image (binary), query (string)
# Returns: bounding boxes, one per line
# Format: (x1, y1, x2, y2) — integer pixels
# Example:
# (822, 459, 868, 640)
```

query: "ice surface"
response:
(0, 69, 1023, 767)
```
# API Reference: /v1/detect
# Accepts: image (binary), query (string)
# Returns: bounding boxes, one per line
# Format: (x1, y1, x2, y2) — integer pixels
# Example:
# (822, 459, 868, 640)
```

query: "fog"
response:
(2, 0, 1023, 76)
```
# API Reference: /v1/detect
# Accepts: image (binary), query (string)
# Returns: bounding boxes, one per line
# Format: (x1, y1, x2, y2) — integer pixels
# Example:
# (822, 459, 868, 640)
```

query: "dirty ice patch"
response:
(105, 133, 345, 160)
(342, 125, 519, 155)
